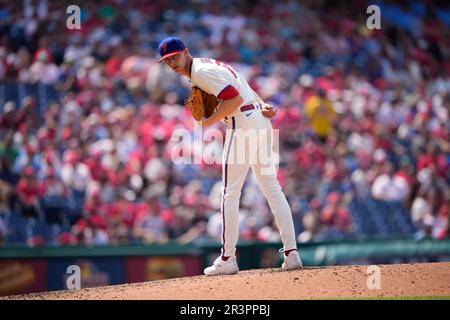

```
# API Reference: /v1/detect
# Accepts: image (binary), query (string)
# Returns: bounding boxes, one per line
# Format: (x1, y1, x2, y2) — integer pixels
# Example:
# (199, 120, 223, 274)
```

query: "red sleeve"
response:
(217, 85, 240, 100)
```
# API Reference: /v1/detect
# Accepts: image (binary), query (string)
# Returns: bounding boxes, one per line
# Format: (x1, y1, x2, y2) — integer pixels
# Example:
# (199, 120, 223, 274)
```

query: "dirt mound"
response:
(3, 262, 450, 299)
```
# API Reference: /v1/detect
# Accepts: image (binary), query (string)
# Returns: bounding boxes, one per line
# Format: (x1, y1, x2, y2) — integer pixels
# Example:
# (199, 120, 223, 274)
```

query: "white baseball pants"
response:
(220, 110, 297, 257)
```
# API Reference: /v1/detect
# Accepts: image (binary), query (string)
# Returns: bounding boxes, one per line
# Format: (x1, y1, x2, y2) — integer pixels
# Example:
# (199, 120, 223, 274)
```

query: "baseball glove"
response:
(185, 87, 219, 121)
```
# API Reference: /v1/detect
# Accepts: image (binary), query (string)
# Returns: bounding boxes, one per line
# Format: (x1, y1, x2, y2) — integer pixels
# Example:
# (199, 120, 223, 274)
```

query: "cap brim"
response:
(158, 51, 182, 63)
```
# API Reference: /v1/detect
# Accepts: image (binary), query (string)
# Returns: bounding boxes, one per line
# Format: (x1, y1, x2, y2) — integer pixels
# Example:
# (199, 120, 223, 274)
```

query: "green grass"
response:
(327, 296, 450, 300)
(363, 296, 450, 300)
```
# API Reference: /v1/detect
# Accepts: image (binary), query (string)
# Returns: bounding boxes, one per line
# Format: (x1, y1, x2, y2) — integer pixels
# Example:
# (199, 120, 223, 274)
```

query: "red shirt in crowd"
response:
(39, 179, 69, 197)
(321, 205, 352, 232)
(17, 178, 40, 205)
(417, 154, 448, 178)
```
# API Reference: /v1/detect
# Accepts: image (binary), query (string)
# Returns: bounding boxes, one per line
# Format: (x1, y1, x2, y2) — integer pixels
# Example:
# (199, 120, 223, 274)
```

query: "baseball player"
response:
(158, 37, 303, 275)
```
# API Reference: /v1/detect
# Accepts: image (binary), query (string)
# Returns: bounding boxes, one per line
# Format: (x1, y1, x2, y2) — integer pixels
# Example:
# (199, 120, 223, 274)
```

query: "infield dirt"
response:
(2, 262, 450, 299)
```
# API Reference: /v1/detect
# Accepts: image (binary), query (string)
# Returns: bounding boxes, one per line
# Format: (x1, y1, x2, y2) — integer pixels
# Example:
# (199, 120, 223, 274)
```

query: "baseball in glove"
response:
(185, 86, 219, 121)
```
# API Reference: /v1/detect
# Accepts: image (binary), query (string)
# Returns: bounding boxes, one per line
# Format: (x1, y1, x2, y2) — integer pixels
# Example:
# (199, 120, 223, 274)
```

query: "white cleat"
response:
(204, 256, 239, 276)
(281, 250, 303, 270)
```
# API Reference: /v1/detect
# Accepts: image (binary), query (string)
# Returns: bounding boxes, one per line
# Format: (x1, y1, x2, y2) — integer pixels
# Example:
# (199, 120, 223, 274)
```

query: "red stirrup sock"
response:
(284, 249, 296, 257)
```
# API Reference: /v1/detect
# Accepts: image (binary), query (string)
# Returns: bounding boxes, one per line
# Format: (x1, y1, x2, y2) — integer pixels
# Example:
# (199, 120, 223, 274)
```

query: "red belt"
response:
(240, 104, 256, 112)
(224, 103, 258, 122)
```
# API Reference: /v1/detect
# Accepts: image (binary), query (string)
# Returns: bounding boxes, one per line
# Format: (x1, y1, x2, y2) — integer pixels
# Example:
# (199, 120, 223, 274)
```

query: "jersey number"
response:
(199, 58, 237, 78)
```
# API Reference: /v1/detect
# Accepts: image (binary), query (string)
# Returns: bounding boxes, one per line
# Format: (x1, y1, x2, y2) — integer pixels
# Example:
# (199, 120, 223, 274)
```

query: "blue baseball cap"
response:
(158, 37, 186, 63)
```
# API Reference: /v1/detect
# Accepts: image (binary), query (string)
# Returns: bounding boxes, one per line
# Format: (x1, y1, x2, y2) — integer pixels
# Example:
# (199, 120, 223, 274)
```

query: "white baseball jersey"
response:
(190, 57, 257, 116)
(188, 56, 298, 259)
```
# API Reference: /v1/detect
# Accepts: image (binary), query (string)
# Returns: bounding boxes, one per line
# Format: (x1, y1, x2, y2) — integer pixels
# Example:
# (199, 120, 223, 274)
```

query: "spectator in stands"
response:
(411, 189, 432, 229)
(417, 143, 448, 180)
(371, 162, 410, 202)
(29, 49, 60, 85)
(0, 148, 19, 205)
(39, 167, 70, 227)
(176, 198, 211, 244)
(16, 166, 42, 219)
(0, 102, 18, 130)
(15, 47, 32, 83)
(297, 198, 323, 243)
(71, 214, 110, 246)
(411, 188, 440, 239)
(60, 150, 92, 222)
(106, 192, 135, 244)
(83, 190, 109, 218)
(133, 196, 168, 244)
(58, 232, 78, 246)
(350, 168, 371, 199)
(15, 96, 40, 132)
(320, 192, 353, 235)
(433, 198, 449, 240)
(304, 88, 337, 143)
(12, 140, 40, 175)
(347, 123, 375, 156)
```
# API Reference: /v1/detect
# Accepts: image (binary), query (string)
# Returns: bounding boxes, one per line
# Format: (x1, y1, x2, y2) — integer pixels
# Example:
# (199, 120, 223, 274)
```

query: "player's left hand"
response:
(261, 104, 277, 118)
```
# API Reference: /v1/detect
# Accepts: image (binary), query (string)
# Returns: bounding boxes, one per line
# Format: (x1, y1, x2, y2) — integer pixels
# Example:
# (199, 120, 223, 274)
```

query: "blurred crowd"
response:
(0, 0, 449, 247)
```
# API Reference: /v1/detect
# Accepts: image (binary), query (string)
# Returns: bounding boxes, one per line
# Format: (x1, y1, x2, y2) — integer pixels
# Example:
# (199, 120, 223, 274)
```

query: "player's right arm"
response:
(202, 94, 243, 127)
(193, 65, 243, 126)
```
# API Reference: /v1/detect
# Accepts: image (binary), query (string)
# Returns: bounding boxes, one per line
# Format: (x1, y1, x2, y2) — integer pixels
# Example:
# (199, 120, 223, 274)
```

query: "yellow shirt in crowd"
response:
(304, 96, 337, 138)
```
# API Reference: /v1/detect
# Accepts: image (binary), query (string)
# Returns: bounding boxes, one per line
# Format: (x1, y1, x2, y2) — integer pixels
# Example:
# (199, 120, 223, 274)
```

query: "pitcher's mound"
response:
(4, 262, 450, 299)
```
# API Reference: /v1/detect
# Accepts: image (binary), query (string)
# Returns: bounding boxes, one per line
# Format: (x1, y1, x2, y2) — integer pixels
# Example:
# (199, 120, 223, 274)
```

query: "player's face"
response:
(164, 49, 187, 74)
